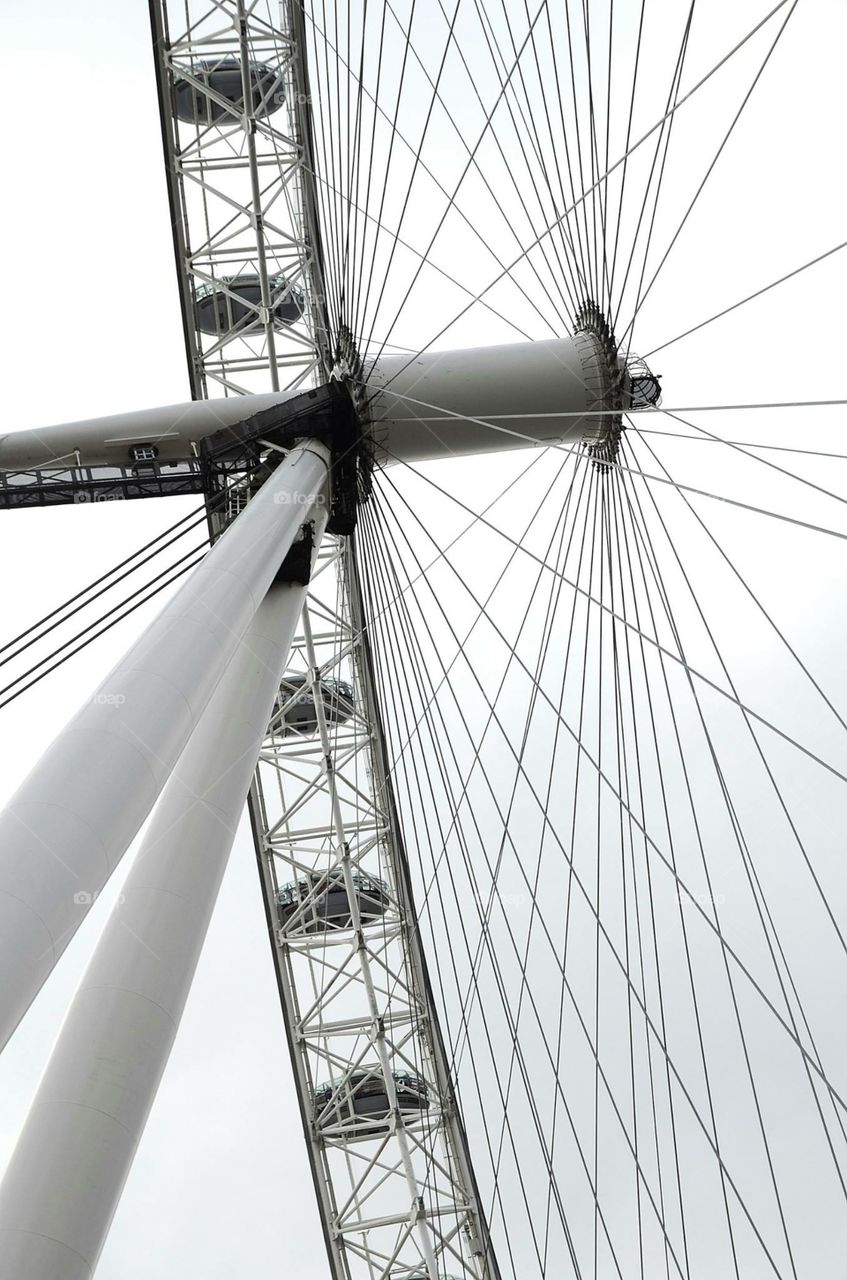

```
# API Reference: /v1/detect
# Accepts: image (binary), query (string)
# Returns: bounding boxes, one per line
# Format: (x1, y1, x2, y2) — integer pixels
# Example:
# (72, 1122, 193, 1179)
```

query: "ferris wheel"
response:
(0, 0, 845, 1277)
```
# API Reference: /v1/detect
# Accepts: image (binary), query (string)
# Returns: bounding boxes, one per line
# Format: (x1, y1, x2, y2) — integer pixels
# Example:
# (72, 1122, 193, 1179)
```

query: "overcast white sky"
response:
(0, 0, 845, 1276)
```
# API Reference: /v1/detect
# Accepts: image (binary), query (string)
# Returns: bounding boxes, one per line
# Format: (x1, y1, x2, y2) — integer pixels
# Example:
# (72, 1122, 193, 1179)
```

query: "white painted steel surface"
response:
(0, 442, 329, 1052)
(365, 335, 606, 463)
(0, 575, 315, 1280)
(0, 391, 290, 468)
(0, 336, 605, 473)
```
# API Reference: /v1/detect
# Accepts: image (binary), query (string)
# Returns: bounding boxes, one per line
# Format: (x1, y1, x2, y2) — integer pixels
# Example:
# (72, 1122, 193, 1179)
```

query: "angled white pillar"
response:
(0, 565, 320, 1280)
(0, 439, 329, 1052)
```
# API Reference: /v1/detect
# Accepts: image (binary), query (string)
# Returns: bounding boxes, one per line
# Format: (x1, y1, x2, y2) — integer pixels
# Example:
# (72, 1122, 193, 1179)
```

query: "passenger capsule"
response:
(276, 869, 390, 933)
(172, 59, 284, 125)
(313, 1067, 429, 1133)
(275, 673, 354, 736)
(194, 273, 304, 335)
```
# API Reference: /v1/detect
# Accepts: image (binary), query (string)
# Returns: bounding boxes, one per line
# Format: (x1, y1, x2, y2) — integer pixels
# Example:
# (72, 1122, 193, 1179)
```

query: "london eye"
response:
(0, 2, 845, 1277)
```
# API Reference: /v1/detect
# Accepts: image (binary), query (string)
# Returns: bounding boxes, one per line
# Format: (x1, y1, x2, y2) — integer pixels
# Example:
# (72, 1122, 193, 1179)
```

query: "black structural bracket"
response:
(275, 520, 315, 586)
(199, 379, 364, 535)
(0, 380, 367, 532)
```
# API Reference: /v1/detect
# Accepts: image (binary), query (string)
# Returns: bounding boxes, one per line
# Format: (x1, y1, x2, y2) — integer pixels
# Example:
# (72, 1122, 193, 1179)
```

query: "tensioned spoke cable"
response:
(366, 475, 786, 1275)
(651, 406, 847, 539)
(541, 469, 605, 1267)
(512, 0, 593, 297)
(643, 240, 847, 357)
(357, 496, 585, 1275)
(537, 0, 592, 295)
(0, 543, 206, 706)
(594, 481, 608, 1273)
(361, 477, 681, 1276)
(360, 494, 584, 1275)
(386, 0, 583, 326)
(601, 467, 742, 1279)
(363, 380, 847, 483)
(336, 0, 369, 323)
(614, 458, 800, 1277)
(580, 0, 607, 307)
(609, 458, 847, 549)
(623, 431, 847, 965)
(316, 0, 355, 328)
(616, 440, 847, 1214)
(371, 468, 847, 1107)
(470, 0, 586, 315)
(351, 450, 591, 1251)
(300, 4, 564, 343)
(0, 552, 206, 712)
(369, 392, 847, 425)
(600, 478, 667, 1279)
(628, 426, 847, 462)
(600, 2, 614, 312)
(308, 0, 346, 327)
(374, 446, 847, 788)
(562, 0, 598, 298)
(364, 0, 564, 367)
(0, 500, 209, 661)
(354, 523, 529, 1280)
(364, 0, 794, 393)
(619, 0, 799, 351)
(330, 0, 347, 327)
(437, 0, 587, 314)
(609, 3, 695, 334)
(605, 0, 646, 309)
(358, 0, 465, 356)
(605, 472, 688, 1280)
(303, 157, 539, 342)
(461, 465, 600, 1245)
(648, 400, 847, 412)
(609, 470, 746, 1275)
(348, 0, 389, 338)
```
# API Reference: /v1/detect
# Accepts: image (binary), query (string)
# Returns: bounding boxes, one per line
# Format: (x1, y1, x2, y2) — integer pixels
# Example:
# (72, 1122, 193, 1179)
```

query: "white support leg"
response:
(0, 440, 329, 1052)
(0, 560, 323, 1280)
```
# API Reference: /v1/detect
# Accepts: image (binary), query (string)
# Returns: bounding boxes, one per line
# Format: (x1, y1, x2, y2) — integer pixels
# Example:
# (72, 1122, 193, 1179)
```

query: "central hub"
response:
(331, 315, 660, 477)
(573, 299, 661, 468)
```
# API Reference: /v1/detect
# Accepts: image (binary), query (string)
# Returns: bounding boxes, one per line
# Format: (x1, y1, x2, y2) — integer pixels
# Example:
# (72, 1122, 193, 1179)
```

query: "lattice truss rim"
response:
(247, 533, 493, 1278)
(153, 0, 327, 397)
